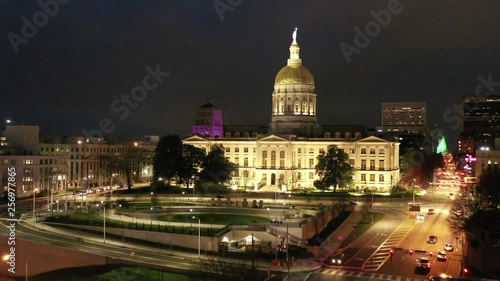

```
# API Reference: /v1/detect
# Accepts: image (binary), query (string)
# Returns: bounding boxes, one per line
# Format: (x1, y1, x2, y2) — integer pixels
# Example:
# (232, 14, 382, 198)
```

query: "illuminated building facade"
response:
(192, 103, 224, 138)
(184, 29, 401, 192)
(461, 95, 500, 148)
(381, 102, 427, 133)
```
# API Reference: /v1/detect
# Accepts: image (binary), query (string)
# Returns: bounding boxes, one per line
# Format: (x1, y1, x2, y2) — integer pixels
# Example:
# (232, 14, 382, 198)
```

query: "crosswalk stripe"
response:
(348, 271, 355, 276)
(396, 276, 401, 281)
(338, 271, 345, 275)
(387, 275, 393, 280)
(406, 277, 411, 281)
(330, 269, 338, 275)
(357, 272, 363, 277)
(378, 274, 384, 279)
(371, 273, 376, 278)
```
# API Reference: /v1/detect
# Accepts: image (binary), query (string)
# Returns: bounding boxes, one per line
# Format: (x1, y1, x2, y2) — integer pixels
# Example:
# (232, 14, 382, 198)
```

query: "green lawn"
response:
(340, 212, 384, 247)
(157, 213, 270, 225)
(95, 267, 193, 281)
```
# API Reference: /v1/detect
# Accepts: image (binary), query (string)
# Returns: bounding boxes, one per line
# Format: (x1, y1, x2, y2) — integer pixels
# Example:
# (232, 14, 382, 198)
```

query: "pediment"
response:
(183, 135, 209, 142)
(258, 134, 289, 142)
(356, 136, 389, 143)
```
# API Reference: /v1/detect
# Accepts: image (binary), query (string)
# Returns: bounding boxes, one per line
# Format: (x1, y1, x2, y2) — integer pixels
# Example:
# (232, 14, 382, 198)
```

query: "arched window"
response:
(309, 103, 313, 113)
(335, 132, 341, 138)
(302, 103, 307, 113)
(243, 170, 249, 178)
(252, 132, 258, 138)
(261, 150, 267, 168)
(324, 132, 331, 138)
(271, 151, 276, 168)
(354, 132, 362, 138)
(243, 132, 250, 138)
(225, 132, 231, 138)
(279, 103, 284, 113)
(234, 132, 240, 138)
(279, 150, 285, 168)
(345, 132, 351, 139)
(295, 103, 299, 113)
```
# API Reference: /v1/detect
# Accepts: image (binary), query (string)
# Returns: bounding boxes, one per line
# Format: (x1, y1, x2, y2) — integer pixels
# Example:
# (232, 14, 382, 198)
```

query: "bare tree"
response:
(447, 186, 486, 234)
(195, 253, 251, 281)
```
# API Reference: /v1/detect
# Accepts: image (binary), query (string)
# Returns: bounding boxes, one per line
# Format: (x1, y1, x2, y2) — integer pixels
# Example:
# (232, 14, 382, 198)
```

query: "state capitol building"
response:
(184, 29, 400, 192)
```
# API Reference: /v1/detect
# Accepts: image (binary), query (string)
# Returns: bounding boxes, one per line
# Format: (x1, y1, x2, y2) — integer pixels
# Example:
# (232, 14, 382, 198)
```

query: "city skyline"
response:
(2, 1, 500, 147)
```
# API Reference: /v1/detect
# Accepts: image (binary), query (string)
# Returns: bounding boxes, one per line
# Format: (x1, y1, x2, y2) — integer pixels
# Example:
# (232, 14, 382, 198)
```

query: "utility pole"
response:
(251, 233, 255, 277)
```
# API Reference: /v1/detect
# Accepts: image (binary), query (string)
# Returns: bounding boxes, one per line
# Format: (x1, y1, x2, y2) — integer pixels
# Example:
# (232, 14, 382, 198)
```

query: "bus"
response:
(408, 202, 421, 211)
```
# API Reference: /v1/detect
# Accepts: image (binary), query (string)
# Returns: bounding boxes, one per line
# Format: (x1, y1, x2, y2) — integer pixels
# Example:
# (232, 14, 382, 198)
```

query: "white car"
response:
(444, 244, 453, 251)
(437, 251, 447, 261)
(417, 213, 425, 220)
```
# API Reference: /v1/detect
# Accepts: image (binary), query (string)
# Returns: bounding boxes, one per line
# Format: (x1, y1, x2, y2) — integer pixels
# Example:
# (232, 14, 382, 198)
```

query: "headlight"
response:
(332, 259, 336, 263)
(337, 259, 342, 264)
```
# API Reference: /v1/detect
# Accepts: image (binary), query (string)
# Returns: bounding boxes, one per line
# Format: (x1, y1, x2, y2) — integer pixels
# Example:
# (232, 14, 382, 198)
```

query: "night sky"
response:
(2, 0, 500, 146)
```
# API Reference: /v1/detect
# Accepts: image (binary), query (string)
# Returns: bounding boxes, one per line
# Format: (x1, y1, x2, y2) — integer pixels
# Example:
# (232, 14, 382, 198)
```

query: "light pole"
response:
(192, 175, 195, 198)
(192, 215, 201, 257)
(33, 188, 38, 224)
(97, 203, 106, 243)
(371, 189, 374, 224)
(412, 178, 416, 204)
(56, 200, 59, 212)
(267, 207, 270, 219)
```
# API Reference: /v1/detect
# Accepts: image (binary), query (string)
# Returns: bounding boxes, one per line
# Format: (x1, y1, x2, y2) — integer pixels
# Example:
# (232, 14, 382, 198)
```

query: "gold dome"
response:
(275, 65, 314, 85)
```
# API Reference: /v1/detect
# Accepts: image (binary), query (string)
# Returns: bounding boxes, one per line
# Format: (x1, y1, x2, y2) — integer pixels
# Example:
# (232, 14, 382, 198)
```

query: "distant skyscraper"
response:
(460, 95, 500, 148)
(381, 102, 427, 133)
(192, 103, 224, 138)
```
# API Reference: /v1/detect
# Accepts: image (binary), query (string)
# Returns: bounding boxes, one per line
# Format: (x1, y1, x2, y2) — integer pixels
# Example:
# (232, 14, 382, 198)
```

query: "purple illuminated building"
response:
(192, 103, 224, 138)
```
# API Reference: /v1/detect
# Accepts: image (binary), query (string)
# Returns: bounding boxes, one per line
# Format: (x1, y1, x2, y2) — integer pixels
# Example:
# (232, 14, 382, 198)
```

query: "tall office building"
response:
(461, 95, 500, 148)
(192, 103, 224, 138)
(381, 102, 427, 133)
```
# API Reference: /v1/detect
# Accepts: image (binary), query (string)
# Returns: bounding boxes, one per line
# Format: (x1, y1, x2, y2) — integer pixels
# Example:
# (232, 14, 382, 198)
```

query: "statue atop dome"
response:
(292, 27, 297, 44)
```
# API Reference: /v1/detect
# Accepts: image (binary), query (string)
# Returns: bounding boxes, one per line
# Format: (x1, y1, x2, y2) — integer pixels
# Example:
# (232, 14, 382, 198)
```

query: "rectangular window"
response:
(361, 148, 366, 154)
(309, 158, 314, 168)
(379, 174, 384, 182)
(370, 160, 375, 170)
(349, 149, 355, 154)
(361, 174, 366, 181)
(297, 160, 301, 168)
(361, 160, 366, 170)
(319, 148, 325, 154)
(234, 157, 239, 166)
(298, 148, 301, 154)
(244, 157, 248, 167)
(297, 172, 301, 180)
(253, 148, 256, 153)
(244, 148, 249, 153)
(309, 148, 314, 154)
(379, 149, 385, 155)
(349, 159, 354, 166)
(370, 174, 375, 181)
(309, 172, 314, 179)
(226, 147, 230, 153)
(379, 160, 384, 170)
(235, 147, 239, 153)
(370, 149, 375, 154)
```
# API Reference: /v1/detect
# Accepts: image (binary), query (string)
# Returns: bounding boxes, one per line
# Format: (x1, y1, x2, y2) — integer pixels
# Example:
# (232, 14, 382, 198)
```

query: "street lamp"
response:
(267, 207, 270, 219)
(56, 200, 59, 212)
(192, 215, 201, 257)
(412, 178, 416, 204)
(33, 188, 39, 224)
(97, 203, 106, 243)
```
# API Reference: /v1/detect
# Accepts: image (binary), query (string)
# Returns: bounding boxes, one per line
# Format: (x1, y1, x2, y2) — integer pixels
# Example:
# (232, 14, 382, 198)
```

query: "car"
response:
(429, 274, 453, 281)
(417, 213, 425, 220)
(428, 208, 435, 215)
(416, 257, 431, 269)
(428, 235, 438, 244)
(437, 251, 447, 261)
(215, 194, 225, 198)
(444, 244, 453, 251)
(454, 210, 463, 216)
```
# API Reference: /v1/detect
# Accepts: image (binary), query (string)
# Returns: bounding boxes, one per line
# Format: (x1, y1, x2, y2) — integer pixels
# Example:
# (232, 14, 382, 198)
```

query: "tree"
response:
(198, 144, 236, 187)
(195, 252, 251, 281)
(314, 145, 355, 192)
(153, 135, 183, 186)
(177, 144, 206, 188)
(129, 147, 154, 182)
(476, 165, 500, 205)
